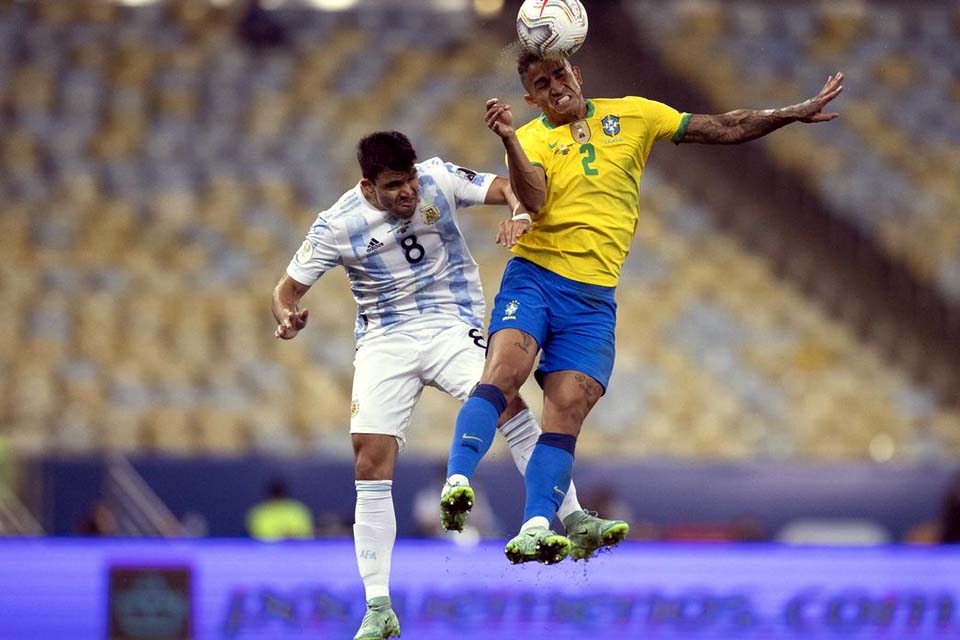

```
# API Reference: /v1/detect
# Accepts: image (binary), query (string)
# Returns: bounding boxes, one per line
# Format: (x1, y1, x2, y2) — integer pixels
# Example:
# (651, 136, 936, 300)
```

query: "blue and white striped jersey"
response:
(286, 157, 495, 344)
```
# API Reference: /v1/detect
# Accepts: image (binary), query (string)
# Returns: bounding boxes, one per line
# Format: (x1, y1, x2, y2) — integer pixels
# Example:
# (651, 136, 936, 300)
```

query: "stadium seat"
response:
(0, 1, 956, 462)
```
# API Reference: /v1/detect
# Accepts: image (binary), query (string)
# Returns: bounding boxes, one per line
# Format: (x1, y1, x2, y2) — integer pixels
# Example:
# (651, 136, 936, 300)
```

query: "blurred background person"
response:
(74, 499, 119, 537)
(413, 464, 501, 544)
(941, 472, 960, 544)
(246, 477, 314, 541)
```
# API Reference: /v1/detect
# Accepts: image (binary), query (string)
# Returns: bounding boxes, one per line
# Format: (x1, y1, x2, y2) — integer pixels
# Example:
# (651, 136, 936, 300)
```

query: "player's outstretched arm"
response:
(680, 72, 844, 145)
(499, 182, 533, 249)
(483, 176, 513, 206)
(485, 98, 547, 213)
(272, 274, 311, 340)
(480, 177, 533, 249)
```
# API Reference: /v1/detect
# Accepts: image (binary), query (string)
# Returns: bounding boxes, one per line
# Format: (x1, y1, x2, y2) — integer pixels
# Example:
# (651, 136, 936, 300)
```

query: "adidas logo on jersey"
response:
(366, 237, 384, 253)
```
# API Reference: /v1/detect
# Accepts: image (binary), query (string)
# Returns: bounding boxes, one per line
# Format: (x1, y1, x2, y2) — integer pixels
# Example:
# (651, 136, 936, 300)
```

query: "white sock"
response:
(521, 516, 550, 531)
(445, 473, 469, 487)
(500, 408, 583, 522)
(354, 480, 395, 601)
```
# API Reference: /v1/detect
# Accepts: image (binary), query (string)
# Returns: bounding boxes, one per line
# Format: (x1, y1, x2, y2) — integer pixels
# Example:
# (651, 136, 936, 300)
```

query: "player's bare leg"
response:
(541, 371, 629, 559)
(506, 370, 626, 563)
(353, 434, 401, 640)
(444, 389, 591, 536)
(442, 329, 537, 531)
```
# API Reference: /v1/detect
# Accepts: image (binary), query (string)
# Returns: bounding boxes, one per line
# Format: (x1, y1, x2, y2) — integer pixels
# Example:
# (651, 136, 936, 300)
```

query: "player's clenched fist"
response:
(485, 98, 514, 138)
(275, 308, 309, 339)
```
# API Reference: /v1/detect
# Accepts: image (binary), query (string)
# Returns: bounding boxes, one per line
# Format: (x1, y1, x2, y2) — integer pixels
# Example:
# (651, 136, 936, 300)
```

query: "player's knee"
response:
(546, 395, 592, 432)
(354, 455, 392, 481)
(496, 395, 528, 427)
(483, 361, 526, 397)
(547, 416, 585, 437)
(352, 438, 395, 481)
(566, 402, 592, 428)
(505, 394, 528, 417)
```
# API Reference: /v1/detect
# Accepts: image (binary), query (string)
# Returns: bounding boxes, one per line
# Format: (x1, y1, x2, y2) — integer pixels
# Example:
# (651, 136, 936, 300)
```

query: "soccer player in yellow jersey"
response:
(442, 51, 844, 564)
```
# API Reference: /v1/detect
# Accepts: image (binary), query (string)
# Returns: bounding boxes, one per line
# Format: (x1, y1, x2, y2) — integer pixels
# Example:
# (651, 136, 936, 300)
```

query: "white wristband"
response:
(511, 212, 532, 224)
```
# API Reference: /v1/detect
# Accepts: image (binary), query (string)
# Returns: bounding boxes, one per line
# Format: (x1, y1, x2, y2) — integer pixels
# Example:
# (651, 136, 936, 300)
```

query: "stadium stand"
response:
(0, 0, 957, 465)
(629, 0, 960, 302)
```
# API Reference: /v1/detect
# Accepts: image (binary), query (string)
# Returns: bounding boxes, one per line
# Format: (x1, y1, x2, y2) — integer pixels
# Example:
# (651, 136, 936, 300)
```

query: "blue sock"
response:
(523, 433, 577, 523)
(446, 384, 507, 479)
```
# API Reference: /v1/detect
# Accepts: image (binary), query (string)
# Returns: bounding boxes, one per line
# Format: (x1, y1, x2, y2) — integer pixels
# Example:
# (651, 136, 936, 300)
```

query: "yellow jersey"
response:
(511, 97, 689, 286)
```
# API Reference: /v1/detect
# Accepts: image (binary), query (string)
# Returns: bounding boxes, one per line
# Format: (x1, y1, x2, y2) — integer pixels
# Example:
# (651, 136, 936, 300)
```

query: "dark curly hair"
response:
(357, 131, 417, 181)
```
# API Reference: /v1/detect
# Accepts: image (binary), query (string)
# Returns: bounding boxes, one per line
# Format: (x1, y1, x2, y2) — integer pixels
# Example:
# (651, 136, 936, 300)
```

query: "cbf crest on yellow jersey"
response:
(511, 97, 690, 287)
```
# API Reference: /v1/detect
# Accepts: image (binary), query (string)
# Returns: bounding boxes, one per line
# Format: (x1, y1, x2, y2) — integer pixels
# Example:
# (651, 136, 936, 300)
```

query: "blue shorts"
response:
(488, 257, 617, 392)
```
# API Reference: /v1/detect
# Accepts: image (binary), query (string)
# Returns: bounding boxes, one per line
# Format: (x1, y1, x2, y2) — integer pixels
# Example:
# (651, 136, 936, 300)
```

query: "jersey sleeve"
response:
(626, 96, 690, 144)
(285, 216, 342, 286)
(512, 123, 550, 174)
(441, 161, 497, 208)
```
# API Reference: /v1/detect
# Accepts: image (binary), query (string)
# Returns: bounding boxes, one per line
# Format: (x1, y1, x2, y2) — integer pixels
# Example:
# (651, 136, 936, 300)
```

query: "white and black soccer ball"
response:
(516, 0, 589, 59)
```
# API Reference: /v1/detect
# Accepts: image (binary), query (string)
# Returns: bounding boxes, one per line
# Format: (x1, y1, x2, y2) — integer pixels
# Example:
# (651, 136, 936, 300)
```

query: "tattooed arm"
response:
(680, 72, 844, 145)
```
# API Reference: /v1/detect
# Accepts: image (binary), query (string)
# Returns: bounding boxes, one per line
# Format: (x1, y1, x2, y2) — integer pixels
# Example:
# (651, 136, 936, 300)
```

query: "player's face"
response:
(362, 168, 420, 219)
(522, 58, 586, 125)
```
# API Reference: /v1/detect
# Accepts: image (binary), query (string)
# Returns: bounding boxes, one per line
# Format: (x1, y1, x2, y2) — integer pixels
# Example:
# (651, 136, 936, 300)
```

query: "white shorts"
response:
(350, 318, 487, 450)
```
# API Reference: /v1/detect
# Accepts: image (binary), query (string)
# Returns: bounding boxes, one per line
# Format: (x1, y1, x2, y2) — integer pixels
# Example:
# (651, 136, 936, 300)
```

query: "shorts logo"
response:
(502, 300, 520, 321)
(296, 240, 313, 263)
(351, 399, 360, 417)
(421, 202, 440, 225)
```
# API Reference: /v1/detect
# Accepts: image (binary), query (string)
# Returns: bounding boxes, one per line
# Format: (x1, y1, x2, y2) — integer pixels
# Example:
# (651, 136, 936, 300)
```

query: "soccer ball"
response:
(516, 0, 589, 59)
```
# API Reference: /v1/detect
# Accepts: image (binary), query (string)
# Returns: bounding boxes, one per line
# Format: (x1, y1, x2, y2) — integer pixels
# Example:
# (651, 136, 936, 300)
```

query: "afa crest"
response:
(602, 115, 621, 137)
(421, 202, 440, 225)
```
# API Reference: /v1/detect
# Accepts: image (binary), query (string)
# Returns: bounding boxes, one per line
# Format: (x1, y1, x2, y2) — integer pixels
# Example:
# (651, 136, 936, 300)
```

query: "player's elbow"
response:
(521, 193, 546, 215)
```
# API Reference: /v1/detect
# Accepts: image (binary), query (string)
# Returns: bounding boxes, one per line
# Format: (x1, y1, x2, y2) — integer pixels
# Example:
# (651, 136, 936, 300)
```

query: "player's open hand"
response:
(485, 98, 515, 138)
(497, 217, 531, 249)
(798, 72, 844, 123)
(275, 308, 309, 339)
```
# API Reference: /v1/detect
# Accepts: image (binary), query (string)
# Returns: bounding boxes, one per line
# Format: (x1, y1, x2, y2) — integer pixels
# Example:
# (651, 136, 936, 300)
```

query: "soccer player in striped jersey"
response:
(271, 131, 608, 640)
(443, 52, 844, 565)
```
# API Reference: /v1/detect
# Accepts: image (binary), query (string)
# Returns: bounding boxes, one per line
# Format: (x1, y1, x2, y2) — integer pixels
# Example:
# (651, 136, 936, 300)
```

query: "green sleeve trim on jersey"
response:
(672, 113, 692, 144)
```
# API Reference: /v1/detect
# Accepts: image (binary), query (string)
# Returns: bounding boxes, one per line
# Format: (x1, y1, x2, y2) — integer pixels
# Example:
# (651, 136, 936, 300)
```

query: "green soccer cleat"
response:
(353, 596, 400, 640)
(562, 509, 630, 561)
(504, 526, 571, 565)
(439, 482, 474, 532)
